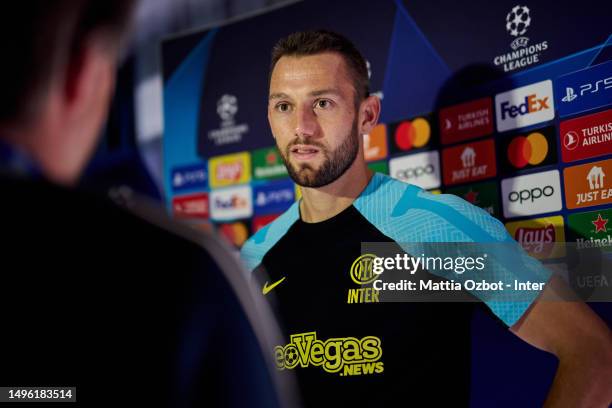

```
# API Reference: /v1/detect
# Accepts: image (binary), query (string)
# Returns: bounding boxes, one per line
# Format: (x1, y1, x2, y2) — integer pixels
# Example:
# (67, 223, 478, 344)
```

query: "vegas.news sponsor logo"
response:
(252, 146, 288, 181)
(556, 60, 612, 117)
(442, 139, 496, 186)
(559, 109, 612, 163)
(253, 180, 295, 215)
(208, 151, 251, 188)
(388, 116, 432, 154)
(501, 169, 562, 218)
(567, 208, 612, 250)
(505, 216, 566, 259)
(564, 159, 612, 210)
(171, 163, 208, 192)
(495, 80, 554, 132)
(363, 124, 388, 162)
(439, 97, 493, 145)
(389, 151, 440, 189)
(172, 193, 209, 219)
(210, 185, 253, 221)
(499, 126, 557, 173)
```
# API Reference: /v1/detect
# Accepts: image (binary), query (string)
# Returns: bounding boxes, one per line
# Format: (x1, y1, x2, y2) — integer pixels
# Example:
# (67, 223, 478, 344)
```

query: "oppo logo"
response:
(395, 165, 434, 180)
(508, 185, 554, 203)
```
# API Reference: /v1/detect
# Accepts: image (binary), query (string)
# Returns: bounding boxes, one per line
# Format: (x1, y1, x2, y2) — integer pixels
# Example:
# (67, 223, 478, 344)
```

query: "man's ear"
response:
(358, 95, 381, 135)
(63, 34, 114, 114)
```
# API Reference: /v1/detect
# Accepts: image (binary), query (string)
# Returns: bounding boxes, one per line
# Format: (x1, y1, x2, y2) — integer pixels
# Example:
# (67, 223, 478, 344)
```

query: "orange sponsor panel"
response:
(363, 124, 388, 162)
(564, 158, 612, 209)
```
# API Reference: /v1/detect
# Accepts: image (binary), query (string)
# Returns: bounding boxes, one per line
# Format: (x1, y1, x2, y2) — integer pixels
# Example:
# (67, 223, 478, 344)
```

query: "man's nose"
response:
(295, 105, 318, 139)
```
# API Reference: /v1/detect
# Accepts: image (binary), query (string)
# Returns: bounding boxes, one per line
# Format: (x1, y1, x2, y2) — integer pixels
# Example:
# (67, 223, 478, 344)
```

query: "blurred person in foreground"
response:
(0, 2, 294, 407)
(241, 30, 612, 407)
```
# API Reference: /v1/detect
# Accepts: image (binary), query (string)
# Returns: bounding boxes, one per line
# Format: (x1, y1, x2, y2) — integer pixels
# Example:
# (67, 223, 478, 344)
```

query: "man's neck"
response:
(299, 163, 373, 223)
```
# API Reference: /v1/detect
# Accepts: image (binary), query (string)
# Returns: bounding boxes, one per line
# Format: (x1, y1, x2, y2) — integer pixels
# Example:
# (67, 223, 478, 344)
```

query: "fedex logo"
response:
(496, 80, 554, 132)
(500, 94, 549, 120)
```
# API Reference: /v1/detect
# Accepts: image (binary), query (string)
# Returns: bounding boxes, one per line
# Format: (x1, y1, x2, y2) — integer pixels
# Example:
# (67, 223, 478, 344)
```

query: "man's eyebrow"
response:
(310, 88, 343, 98)
(269, 92, 290, 100)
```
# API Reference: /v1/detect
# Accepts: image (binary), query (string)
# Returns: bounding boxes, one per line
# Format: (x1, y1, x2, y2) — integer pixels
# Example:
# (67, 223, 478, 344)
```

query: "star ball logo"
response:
(493, 4, 549, 72)
(506, 5, 531, 39)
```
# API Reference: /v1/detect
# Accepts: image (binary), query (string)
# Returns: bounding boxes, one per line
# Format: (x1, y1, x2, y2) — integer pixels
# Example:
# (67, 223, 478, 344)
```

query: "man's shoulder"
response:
(356, 173, 509, 242)
(241, 201, 301, 272)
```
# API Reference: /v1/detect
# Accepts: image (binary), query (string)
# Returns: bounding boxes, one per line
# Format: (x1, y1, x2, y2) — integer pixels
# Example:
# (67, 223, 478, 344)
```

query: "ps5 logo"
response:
(561, 77, 612, 103)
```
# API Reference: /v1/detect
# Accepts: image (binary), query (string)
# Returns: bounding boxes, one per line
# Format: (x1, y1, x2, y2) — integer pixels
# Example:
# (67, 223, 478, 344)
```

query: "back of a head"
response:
(0, 1, 135, 125)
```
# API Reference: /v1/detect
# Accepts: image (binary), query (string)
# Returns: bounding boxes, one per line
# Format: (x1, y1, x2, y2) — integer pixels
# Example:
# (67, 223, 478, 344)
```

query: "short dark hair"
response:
(0, 0, 136, 123)
(270, 30, 370, 103)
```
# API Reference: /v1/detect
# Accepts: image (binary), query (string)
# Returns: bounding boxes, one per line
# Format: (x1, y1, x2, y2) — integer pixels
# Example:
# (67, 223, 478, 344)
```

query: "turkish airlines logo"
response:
(564, 159, 612, 210)
(439, 97, 493, 145)
(495, 80, 555, 132)
(501, 170, 562, 218)
(559, 109, 612, 163)
(389, 151, 441, 189)
(442, 139, 496, 186)
(172, 193, 209, 219)
(563, 131, 579, 150)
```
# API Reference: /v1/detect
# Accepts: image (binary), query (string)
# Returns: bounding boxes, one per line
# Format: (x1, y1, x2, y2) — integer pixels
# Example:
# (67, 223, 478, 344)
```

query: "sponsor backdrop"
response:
(162, 1, 610, 406)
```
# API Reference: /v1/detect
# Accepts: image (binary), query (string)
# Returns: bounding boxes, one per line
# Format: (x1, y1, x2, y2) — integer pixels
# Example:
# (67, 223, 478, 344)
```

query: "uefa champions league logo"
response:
(506, 5, 531, 50)
(217, 94, 238, 123)
(506, 5, 531, 37)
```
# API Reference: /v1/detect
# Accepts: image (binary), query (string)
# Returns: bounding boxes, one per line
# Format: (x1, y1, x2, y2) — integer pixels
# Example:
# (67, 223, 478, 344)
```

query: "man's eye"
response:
(276, 103, 290, 112)
(316, 100, 330, 109)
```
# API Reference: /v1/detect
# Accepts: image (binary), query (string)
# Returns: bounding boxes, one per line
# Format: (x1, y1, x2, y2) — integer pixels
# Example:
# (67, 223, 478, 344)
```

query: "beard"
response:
(278, 117, 360, 188)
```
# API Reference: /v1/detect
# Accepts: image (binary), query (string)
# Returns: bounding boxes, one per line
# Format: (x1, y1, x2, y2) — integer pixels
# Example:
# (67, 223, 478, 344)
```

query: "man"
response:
(0, 2, 290, 406)
(241, 30, 612, 407)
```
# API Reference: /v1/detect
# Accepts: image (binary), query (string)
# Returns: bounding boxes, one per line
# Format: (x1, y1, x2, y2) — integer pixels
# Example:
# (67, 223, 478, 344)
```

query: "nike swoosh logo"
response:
(262, 277, 286, 295)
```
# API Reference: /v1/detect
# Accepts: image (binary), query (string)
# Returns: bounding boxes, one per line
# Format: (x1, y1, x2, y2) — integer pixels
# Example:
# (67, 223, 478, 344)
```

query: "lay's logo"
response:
(496, 80, 555, 132)
(209, 152, 251, 188)
(506, 216, 566, 259)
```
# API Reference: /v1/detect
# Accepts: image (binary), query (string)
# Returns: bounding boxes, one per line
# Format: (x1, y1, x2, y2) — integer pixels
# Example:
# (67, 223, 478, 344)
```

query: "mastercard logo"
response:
(394, 117, 431, 151)
(507, 132, 549, 168)
(219, 222, 249, 247)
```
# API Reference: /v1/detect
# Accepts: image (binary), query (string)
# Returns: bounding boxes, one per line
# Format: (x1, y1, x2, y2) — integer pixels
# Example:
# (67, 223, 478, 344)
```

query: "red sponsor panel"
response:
(559, 109, 612, 163)
(439, 97, 493, 145)
(172, 193, 209, 219)
(442, 139, 497, 186)
(252, 214, 281, 232)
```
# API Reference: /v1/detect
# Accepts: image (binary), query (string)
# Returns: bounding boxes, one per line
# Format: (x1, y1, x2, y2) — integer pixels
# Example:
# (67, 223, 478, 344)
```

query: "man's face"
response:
(268, 52, 362, 188)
